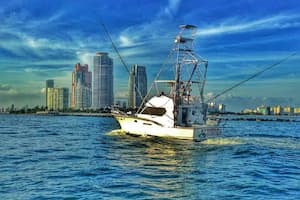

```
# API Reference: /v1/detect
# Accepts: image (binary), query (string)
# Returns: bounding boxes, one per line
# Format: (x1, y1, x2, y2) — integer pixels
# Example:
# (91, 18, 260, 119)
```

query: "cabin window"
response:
(141, 107, 166, 116)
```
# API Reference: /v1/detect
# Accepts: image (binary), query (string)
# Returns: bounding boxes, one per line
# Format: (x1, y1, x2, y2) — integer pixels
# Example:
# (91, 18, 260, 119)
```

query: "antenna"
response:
(206, 52, 297, 103)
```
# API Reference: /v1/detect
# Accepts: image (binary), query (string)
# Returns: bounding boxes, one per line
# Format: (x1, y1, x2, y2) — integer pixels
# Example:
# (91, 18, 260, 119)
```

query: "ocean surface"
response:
(0, 114, 299, 200)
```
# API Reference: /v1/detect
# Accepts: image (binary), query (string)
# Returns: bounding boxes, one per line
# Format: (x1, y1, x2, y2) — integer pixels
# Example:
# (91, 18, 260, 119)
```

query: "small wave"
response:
(76, 171, 98, 177)
(58, 155, 87, 160)
(233, 148, 260, 156)
(2, 131, 19, 135)
(33, 149, 53, 153)
(245, 137, 300, 150)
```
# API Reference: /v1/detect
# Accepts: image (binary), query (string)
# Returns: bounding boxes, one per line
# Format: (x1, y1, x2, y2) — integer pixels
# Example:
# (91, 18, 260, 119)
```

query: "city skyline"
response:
(0, 0, 299, 111)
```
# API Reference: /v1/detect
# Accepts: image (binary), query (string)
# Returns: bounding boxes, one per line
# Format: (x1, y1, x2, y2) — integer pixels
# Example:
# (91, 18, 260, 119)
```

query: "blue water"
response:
(0, 114, 299, 199)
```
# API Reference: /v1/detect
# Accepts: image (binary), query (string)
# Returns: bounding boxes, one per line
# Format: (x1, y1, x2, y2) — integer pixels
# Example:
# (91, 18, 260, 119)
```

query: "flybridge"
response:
(175, 24, 197, 43)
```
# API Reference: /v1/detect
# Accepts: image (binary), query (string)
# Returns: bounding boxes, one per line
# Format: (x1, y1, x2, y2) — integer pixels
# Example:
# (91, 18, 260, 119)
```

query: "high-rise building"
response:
(47, 88, 69, 111)
(93, 52, 113, 109)
(71, 63, 92, 109)
(46, 79, 54, 107)
(128, 65, 147, 108)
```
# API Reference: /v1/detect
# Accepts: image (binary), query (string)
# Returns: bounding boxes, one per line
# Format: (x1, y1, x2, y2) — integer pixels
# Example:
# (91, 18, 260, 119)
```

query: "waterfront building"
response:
(272, 105, 283, 115)
(46, 79, 54, 107)
(242, 108, 256, 114)
(283, 106, 294, 115)
(208, 102, 226, 113)
(92, 52, 114, 109)
(128, 65, 147, 109)
(10, 104, 15, 112)
(71, 63, 92, 109)
(208, 102, 218, 113)
(47, 88, 69, 111)
(218, 104, 226, 113)
(270, 106, 274, 115)
(257, 105, 270, 115)
(294, 107, 300, 115)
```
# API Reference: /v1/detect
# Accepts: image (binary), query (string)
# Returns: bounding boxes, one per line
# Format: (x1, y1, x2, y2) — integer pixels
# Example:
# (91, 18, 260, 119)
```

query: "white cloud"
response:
(40, 88, 46, 93)
(77, 52, 93, 67)
(119, 35, 134, 47)
(25, 37, 49, 48)
(205, 92, 215, 99)
(164, 0, 181, 17)
(197, 14, 300, 37)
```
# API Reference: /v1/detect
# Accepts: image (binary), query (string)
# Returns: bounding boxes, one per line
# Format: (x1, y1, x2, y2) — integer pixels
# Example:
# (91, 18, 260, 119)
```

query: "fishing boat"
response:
(113, 24, 220, 141)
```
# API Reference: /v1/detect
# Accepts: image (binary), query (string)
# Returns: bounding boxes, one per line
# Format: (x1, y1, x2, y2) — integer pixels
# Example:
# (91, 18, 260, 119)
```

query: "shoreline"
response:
(0, 112, 113, 117)
(209, 114, 300, 122)
(1, 112, 299, 121)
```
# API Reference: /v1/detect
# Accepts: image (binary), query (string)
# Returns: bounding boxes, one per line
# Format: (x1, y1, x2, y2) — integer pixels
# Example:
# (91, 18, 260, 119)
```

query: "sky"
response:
(0, 0, 299, 111)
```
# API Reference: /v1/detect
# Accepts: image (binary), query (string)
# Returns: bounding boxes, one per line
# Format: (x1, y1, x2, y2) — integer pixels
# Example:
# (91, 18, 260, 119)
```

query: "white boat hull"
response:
(114, 114, 220, 141)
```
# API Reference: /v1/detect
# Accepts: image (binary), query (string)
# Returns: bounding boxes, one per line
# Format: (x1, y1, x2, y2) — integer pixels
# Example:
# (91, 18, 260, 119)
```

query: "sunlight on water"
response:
(201, 138, 243, 145)
(107, 129, 154, 139)
(107, 129, 127, 136)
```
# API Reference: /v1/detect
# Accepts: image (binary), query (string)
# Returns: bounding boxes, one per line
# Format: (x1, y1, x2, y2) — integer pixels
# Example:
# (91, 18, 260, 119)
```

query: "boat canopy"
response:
(137, 95, 174, 128)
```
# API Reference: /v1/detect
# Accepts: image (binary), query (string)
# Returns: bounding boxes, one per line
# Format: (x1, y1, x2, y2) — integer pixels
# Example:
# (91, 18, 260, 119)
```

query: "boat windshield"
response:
(141, 107, 166, 116)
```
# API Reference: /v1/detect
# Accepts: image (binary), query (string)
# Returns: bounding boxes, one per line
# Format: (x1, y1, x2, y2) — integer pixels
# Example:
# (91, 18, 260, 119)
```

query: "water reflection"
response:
(102, 132, 242, 199)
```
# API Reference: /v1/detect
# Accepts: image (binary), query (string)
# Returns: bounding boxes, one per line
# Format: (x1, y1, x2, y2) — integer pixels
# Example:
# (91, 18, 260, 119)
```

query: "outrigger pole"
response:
(206, 52, 297, 103)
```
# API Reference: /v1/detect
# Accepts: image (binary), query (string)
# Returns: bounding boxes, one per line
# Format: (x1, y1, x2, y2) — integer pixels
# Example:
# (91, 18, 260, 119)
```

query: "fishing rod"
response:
(101, 23, 130, 74)
(101, 23, 145, 107)
(205, 52, 297, 103)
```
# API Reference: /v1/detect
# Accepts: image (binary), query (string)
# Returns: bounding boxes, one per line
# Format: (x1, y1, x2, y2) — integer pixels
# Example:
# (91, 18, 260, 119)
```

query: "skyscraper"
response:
(47, 88, 69, 111)
(46, 79, 54, 107)
(93, 52, 114, 109)
(128, 65, 147, 108)
(71, 63, 92, 109)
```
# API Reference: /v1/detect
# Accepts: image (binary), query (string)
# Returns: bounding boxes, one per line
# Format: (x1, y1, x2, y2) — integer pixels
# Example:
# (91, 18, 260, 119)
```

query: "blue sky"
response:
(0, 0, 299, 111)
